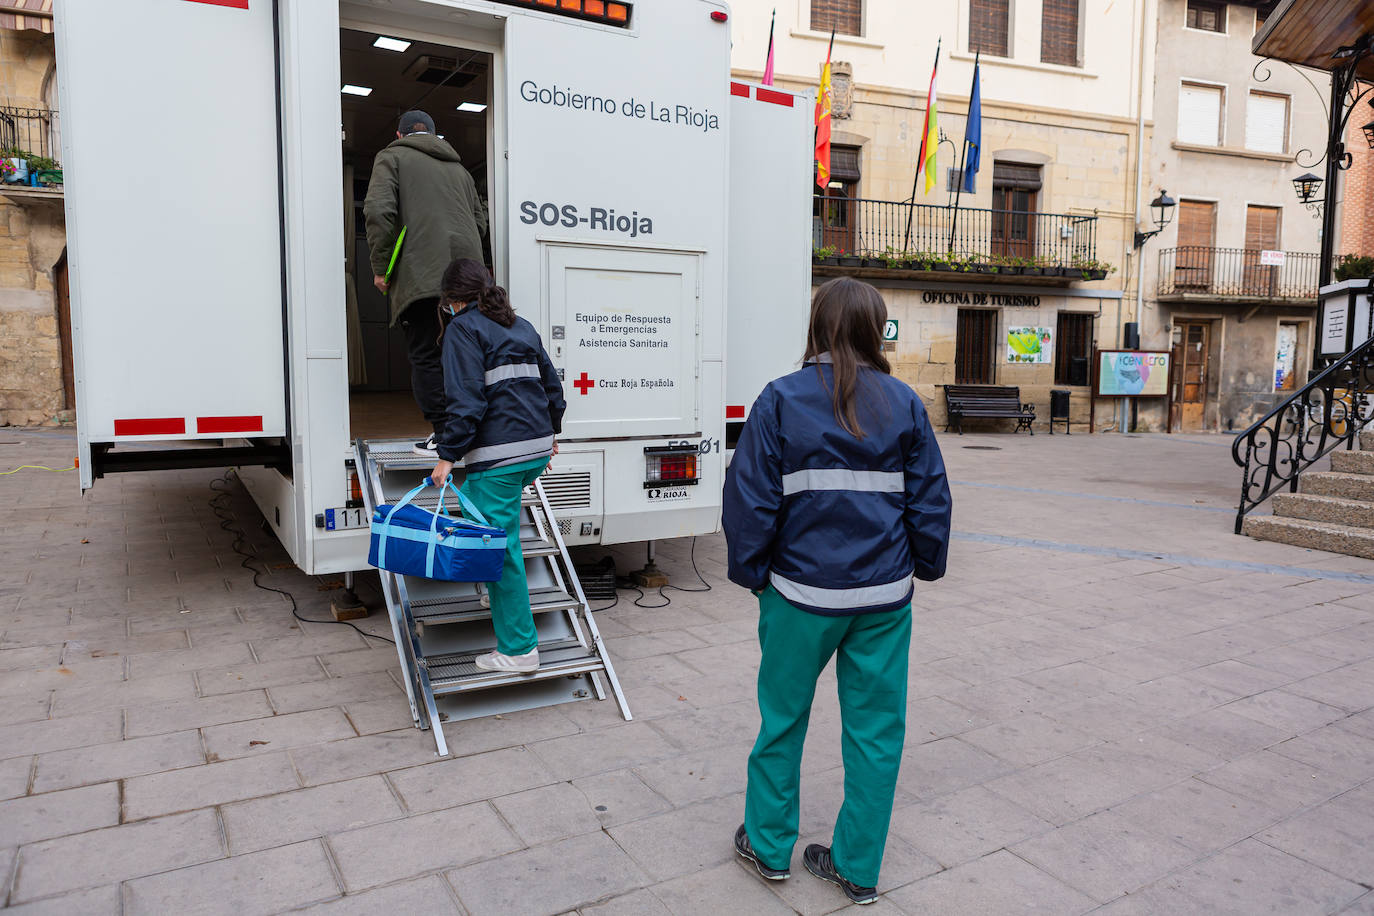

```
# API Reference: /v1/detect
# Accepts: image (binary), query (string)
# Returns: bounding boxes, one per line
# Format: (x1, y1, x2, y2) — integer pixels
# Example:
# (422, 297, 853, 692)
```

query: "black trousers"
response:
(399, 297, 449, 437)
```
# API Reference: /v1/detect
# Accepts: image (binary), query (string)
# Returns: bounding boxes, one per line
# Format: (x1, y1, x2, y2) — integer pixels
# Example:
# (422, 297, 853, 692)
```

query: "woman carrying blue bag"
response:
(429, 258, 566, 675)
(723, 277, 953, 905)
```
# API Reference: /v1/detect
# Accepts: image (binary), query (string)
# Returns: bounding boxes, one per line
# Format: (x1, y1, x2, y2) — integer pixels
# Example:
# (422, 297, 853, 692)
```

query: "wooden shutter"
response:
(1041, 0, 1080, 66)
(1054, 312, 1094, 386)
(1178, 83, 1223, 146)
(956, 309, 996, 384)
(1244, 205, 1280, 250)
(811, 0, 861, 37)
(1175, 200, 1217, 289)
(969, 0, 1009, 56)
(1245, 92, 1288, 153)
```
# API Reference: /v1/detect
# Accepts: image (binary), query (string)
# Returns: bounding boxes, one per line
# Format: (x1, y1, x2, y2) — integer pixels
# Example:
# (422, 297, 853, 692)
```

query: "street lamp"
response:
(1133, 190, 1176, 248)
(1292, 172, 1324, 203)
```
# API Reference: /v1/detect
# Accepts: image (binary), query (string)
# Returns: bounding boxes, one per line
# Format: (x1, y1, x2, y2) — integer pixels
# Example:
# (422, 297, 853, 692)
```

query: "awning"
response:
(0, 0, 52, 34)
(1253, 0, 1374, 81)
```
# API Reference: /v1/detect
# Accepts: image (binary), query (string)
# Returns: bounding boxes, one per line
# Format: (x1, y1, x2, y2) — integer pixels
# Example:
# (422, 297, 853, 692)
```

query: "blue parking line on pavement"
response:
(953, 530, 1374, 585)
(950, 480, 1234, 514)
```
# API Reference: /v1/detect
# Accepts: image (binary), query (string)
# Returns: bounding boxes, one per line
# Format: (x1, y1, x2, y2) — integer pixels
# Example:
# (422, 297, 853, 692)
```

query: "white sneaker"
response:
(474, 648, 540, 674)
(412, 434, 438, 457)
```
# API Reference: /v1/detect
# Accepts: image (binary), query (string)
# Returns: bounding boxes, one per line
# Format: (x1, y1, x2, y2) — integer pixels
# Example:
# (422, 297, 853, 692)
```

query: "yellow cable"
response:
(0, 465, 75, 475)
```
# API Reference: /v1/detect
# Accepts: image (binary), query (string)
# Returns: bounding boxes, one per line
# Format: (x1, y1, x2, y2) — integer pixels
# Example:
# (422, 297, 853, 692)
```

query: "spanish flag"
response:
(815, 29, 835, 189)
(916, 39, 941, 195)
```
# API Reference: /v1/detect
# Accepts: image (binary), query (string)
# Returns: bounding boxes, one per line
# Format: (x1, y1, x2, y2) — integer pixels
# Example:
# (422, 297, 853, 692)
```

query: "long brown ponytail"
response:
(803, 277, 891, 438)
(441, 258, 517, 328)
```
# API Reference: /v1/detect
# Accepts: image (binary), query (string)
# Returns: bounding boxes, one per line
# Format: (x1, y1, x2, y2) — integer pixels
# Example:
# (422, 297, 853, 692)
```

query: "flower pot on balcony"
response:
(1042, 266, 1067, 277)
(837, 255, 861, 267)
(813, 256, 839, 266)
(1022, 266, 1043, 276)
(1087, 269, 1107, 280)
(4, 158, 27, 184)
(903, 259, 926, 271)
(861, 257, 885, 268)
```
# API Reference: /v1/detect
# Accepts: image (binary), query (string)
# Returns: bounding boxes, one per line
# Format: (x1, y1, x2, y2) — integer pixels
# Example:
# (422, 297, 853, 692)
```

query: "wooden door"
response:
(992, 186, 1038, 259)
(1175, 201, 1216, 290)
(55, 250, 74, 412)
(816, 186, 856, 255)
(1180, 321, 1211, 430)
(1243, 205, 1281, 295)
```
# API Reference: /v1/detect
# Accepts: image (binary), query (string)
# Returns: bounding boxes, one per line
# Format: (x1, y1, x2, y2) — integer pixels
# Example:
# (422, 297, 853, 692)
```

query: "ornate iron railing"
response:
(0, 105, 59, 162)
(812, 196, 1097, 264)
(1158, 246, 1320, 300)
(1231, 336, 1374, 534)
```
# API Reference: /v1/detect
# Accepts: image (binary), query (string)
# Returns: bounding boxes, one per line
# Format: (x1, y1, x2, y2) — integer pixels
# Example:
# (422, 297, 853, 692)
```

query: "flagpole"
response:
(762, 8, 776, 86)
(947, 50, 978, 255)
(904, 37, 940, 253)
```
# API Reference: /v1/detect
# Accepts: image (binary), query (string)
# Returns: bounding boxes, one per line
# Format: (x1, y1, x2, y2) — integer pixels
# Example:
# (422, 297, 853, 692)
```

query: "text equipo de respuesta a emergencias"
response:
(575, 311, 671, 349)
(519, 80, 720, 132)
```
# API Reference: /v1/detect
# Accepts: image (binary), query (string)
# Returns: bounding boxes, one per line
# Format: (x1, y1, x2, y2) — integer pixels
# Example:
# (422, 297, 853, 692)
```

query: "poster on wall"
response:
(1097, 350, 1170, 397)
(1274, 324, 1298, 392)
(1006, 327, 1053, 364)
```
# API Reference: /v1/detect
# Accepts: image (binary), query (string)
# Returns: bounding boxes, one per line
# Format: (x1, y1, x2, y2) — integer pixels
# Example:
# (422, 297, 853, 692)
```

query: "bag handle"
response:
(377, 480, 428, 570)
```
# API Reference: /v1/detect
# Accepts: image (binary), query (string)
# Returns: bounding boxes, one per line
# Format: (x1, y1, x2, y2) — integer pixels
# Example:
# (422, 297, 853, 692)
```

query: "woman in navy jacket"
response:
(429, 259, 565, 675)
(723, 277, 952, 904)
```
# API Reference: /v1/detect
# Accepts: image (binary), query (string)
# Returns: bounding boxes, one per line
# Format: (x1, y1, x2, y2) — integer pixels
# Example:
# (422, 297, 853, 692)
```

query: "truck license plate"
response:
(324, 507, 368, 531)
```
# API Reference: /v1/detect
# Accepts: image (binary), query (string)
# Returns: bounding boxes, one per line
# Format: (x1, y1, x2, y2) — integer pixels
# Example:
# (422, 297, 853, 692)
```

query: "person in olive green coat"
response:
(364, 110, 488, 457)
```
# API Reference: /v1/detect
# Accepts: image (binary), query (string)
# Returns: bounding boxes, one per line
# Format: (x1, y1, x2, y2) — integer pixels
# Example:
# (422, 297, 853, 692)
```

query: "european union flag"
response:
(963, 57, 982, 193)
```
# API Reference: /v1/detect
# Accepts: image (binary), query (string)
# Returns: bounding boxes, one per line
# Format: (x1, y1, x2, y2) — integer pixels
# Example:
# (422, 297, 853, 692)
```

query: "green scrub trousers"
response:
(459, 456, 550, 657)
(745, 584, 911, 889)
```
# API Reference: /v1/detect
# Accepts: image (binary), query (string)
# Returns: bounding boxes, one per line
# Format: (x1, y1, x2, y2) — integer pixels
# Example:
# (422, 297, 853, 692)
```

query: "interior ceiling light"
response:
(457, 102, 488, 113)
(373, 36, 411, 52)
(341, 85, 373, 97)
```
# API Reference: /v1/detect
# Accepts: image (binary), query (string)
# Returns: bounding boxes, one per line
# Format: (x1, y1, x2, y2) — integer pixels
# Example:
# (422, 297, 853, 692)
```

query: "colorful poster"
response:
(1097, 351, 1170, 397)
(1006, 327, 1052, 364)
(1275, 324, 1297, 391)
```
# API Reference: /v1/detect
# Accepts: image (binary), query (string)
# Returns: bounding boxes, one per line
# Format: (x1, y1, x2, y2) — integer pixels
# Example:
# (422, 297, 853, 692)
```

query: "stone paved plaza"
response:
(2, 427, 1374, 914)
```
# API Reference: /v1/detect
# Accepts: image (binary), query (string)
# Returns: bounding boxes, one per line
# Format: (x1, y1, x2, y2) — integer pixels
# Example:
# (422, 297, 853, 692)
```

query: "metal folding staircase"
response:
(356, 439, 631, 756)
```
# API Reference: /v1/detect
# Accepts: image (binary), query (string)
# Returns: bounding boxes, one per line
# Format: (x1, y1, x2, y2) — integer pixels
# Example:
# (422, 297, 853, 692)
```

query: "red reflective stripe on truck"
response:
(726, 405, 745, 419)
(114, 418, 186, 436)
(197, 415, 264, 434)
(754, 88, 793, 107)
(183, 0, 250, 7)
(730, 82, 750, 98)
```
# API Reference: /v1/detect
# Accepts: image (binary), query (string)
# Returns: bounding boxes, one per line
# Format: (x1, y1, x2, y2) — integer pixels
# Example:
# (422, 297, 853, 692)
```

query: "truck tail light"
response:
(349, 471, 362, 502)
(644, 446, 700, 488)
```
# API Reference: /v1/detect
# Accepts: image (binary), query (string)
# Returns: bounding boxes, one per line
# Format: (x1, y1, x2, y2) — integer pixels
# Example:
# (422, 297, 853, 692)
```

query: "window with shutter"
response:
(969, 0, 1010, 57)
(956, 309, 997, 384)
(1186, 0, 1226, 32)
(1041, 0, 1081, 67)
(811, 0, 861, 37)
(1245, 92, 1288, 153)
(1243, 205, 1282, 294)
(1178, 83, 1224, 146)
(1175, 200, 1217, 289)
(1055, 313, 1094, 386)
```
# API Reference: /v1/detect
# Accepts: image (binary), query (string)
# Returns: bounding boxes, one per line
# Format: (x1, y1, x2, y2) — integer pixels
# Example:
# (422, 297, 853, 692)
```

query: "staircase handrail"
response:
(1231, 335, 1374, 534)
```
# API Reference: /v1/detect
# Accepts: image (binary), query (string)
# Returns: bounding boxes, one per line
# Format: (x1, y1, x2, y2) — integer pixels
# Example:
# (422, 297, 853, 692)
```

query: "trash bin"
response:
(1050, 389, 1071, 435)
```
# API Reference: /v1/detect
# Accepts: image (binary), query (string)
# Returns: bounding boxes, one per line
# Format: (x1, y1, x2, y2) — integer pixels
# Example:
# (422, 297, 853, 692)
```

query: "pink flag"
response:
(762, 9, 775, 86)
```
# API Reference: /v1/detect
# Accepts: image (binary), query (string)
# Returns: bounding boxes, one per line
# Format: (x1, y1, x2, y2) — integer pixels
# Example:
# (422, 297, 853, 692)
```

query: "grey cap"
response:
(398, 110, 435, 135)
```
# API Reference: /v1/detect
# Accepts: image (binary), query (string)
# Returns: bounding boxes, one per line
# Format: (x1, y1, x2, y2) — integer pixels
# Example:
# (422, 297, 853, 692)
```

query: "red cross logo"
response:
(573, 372, 595, 395)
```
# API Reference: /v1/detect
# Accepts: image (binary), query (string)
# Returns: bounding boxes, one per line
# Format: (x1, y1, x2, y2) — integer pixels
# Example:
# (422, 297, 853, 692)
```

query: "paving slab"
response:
(328, 801, 521, 893)
(1258, 784, 1374, 885)
(1159, 838, 1366, 914)
(10, 809, 223, 903)
(123, 839, 340, 915)
(202, 707, 356, 761)
(289, 876, 462, 915)
(446, 832, 648, 916)
(889, 784, 1055, 868)
(647, 861, 794, 916)
(30, 730, 204, 793)
(121, 752, 300, 821)
(490, 782, 604, 846)
(0, 782, 119, 847)
(386, 746, 555, 814)
(883, 849, 1097, 915)
(220, 774, 404, 855)
(1, 885, 121, 915)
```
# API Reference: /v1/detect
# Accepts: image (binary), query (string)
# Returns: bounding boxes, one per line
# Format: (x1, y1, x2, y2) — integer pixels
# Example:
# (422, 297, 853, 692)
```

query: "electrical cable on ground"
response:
(590, 536, 714, 611)
(209, 470, 394, 645)
(0, 464, 74, 475)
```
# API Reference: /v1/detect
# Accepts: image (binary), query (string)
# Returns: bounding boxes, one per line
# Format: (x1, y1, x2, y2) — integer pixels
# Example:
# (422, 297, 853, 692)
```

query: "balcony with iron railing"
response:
(1157, 246, 1320, 303)
(812, 196, 1102, 280)
(0, 105, 63, 202)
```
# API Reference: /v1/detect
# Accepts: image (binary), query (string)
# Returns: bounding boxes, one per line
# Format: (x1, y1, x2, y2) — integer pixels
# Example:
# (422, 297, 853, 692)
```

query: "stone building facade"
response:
(0, 13, 67, 428)
(1138, 0, 1327, 433)
(729, 0, 1152, 431)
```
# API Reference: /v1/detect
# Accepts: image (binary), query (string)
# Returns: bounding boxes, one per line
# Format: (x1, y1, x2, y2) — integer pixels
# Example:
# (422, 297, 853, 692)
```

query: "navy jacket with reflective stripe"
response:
(722, 361, 952, 616)
(437, 306, 566, 471)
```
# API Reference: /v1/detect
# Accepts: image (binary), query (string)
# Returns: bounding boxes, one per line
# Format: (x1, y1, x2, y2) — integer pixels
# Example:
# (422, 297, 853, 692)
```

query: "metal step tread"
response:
(408, 587, 581, 625)
(426, 639, 604, 692)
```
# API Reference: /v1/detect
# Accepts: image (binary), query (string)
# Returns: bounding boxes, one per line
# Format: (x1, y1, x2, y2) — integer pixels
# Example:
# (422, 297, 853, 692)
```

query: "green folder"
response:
(383, 226, 407, 293)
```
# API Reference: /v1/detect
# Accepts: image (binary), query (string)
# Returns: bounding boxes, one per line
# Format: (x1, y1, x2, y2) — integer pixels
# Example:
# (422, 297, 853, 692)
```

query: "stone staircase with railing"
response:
(1242, 429, 1374, 559)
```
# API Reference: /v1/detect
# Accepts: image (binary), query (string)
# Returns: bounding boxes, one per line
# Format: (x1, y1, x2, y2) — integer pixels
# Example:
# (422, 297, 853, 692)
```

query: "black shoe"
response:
(734, 823, 790, 880)
(803, 844, 878, 905)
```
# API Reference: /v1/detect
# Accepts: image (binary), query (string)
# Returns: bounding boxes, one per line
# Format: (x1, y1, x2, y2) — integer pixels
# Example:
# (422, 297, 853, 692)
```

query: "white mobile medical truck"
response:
(55, 0, 812, 576)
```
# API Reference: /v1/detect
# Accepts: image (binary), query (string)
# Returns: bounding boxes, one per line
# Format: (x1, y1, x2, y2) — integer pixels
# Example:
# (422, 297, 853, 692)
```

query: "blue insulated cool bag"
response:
(368, 477, 508, 582)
